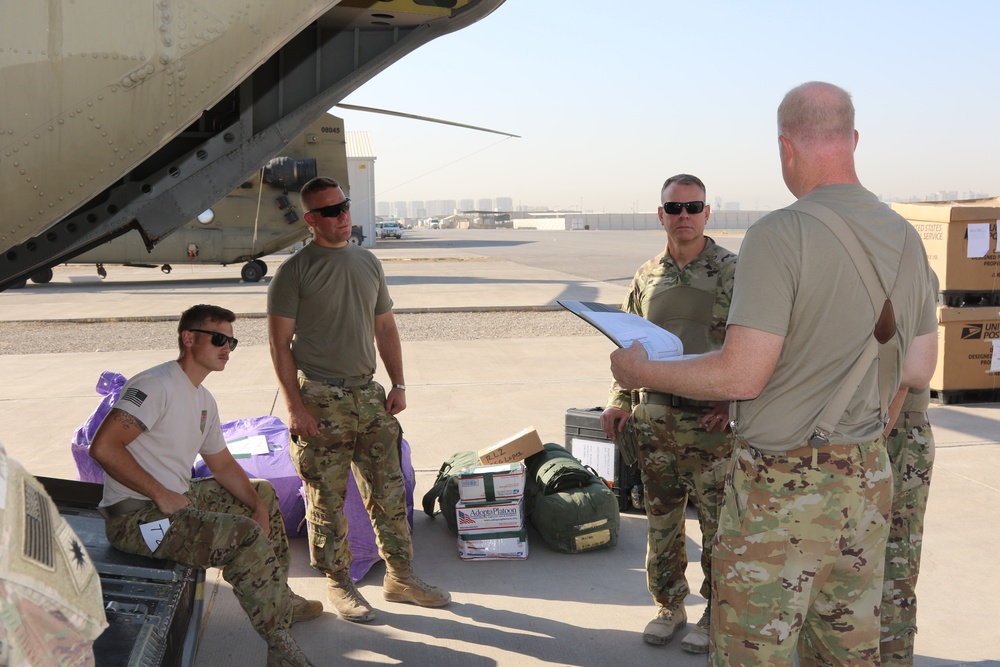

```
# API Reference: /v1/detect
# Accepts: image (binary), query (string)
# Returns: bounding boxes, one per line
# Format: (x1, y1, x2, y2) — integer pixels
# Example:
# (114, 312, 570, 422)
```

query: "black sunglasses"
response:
(307, 198, 351, 218)
(189, 329, 238, 350)
(662, 200, 705, 215)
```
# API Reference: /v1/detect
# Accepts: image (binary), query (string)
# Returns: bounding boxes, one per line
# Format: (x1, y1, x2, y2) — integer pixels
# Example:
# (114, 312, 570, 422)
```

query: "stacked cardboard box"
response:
(455, 461, 528, 560)
(891, 199, 1000, 397)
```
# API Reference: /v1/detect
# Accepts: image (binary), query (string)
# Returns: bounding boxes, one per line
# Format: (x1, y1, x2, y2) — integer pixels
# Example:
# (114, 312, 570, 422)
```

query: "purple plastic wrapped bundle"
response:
(193, 415, 306, 537)
(299, 439, 416, 582)
(71, 371, 127, 483)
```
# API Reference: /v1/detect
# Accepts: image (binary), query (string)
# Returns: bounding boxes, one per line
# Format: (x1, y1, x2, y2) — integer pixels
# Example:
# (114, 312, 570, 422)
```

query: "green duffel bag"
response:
(525, 443, 620, 553)
(421, 450, 480, 534)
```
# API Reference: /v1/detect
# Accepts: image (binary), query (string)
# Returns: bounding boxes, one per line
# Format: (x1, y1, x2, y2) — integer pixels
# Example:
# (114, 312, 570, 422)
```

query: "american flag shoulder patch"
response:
(121, 387, 147, 407)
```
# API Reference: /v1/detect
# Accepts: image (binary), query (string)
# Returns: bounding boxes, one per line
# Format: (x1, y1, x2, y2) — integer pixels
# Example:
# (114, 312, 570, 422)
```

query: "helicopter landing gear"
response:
(253, 258, 268, 277)
(30, 267, 54, 284)
(241, 260, 264, 283)
(161, 264, 172, 274)
(96, 264, 107, 279)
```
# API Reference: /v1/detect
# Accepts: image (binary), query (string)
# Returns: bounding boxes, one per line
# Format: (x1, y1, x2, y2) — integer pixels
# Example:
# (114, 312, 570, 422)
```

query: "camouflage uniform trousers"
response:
(104, 477, 292, 639)
(633, 403, 733, 608)
(711, 438, 892, 667)
(293, 379, 412, 577)
(880, 412, 933, 667)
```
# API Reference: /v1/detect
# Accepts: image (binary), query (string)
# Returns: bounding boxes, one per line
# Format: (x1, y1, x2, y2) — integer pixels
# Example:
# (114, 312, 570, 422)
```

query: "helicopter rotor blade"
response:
(335, 103, 520, 138)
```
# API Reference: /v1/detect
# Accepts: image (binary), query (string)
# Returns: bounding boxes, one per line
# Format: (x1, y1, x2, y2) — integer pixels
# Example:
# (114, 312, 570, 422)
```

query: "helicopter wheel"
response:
(348, 232, 362, 246)
(31, 267, 54, 284)
(241, 261, 264, 283)
(97, 264, 107, 279)
(254, 259, 268, 276)
(161, 264, 172, 274)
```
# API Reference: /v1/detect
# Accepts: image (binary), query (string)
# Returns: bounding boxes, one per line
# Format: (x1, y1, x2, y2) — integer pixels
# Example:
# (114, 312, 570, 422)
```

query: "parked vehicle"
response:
(376, 221, 404, 239)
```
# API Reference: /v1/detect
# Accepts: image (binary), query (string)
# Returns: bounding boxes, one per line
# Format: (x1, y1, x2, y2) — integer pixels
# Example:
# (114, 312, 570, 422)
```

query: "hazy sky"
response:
(335, 0, 999, 213)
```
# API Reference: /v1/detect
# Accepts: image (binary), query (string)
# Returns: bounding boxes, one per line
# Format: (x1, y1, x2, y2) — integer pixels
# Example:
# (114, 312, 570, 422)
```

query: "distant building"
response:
(346, 131, 376, 247)
(495, 196, 513, 212)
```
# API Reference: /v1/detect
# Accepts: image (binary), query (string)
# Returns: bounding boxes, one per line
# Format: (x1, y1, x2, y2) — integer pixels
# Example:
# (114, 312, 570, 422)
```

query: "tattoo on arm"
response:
(109, 408, 147, 433)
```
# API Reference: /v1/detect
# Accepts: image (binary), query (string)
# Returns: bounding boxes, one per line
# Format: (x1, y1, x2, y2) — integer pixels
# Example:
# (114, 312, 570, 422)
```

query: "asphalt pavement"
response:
(0, 228, 996, 666)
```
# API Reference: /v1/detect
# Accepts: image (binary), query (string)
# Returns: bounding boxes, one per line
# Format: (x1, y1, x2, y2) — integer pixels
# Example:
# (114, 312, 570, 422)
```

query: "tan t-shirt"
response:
(99, 361, 227, 506)
(728, 184, 937, 450)
(267, 242, 393, 380)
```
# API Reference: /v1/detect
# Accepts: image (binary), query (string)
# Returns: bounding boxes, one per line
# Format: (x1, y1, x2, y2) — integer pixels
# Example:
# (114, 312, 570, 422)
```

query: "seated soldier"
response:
(90, 304, 320, 667)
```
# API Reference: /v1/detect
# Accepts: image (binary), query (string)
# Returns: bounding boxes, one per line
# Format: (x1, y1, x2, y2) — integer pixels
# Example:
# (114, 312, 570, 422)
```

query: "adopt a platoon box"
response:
(455, 497, 525, 534)
(933, 306, 1000, 391)
(478, 427, 544, 465)
(891, 198, 1000, 292)
(458, 462, 526, 503)
(457, 530, 529, 561)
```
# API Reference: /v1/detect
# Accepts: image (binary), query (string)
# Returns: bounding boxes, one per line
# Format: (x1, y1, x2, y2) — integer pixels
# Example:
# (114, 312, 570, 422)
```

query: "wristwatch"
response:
(392, 384, 406, 390)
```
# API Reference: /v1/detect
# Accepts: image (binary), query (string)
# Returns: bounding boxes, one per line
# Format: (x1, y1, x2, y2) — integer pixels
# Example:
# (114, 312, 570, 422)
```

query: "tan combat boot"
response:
(642, 604, 687, 645)
(265, 628, 315, 667)
(383, 560, 451, 607)
(326, 571, 375, 623)
(289, 592, 323, 625)
(680, 605, 710, 654)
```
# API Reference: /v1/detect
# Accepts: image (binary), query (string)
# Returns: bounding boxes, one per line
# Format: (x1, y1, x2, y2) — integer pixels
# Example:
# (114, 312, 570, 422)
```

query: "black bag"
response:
(421, 450, 480, 534)
(524, 443, 620, 553)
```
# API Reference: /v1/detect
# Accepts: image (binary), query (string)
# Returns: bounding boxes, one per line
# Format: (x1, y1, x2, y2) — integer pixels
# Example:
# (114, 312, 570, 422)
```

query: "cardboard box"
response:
(932, 306, 1000, 391)
(458, 462, 526, 503)
(891, 198, 1000, 292)
(457, 530, 529, 560)
(455, 497, 525, 534)
(478, 427, 544, 465)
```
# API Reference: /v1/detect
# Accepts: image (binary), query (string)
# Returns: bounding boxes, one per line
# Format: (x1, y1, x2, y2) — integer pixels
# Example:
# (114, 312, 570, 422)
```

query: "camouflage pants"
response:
(711, 438, 891, 667)
(633, 403, 732, 608)
(881, 413, 934, 667)
(104, 478, 292, 639)
(293, 379, 412, 578)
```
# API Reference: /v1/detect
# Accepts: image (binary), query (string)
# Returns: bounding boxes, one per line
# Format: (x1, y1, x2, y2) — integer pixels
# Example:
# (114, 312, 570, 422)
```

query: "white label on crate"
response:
(991, 340, 1000, 373)
(571, 436, 615, 481)
(967, 223, 990, 258)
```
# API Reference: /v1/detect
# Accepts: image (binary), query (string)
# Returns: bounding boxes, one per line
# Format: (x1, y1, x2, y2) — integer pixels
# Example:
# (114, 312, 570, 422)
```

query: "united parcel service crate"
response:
(891, 198, 1000, 302)
(564, 407, 640, 512)
(931, 306, 1000, 403)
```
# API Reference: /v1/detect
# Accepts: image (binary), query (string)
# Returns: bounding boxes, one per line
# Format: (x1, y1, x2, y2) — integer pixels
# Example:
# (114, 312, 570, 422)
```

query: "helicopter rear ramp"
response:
(0, 0, 505, 290)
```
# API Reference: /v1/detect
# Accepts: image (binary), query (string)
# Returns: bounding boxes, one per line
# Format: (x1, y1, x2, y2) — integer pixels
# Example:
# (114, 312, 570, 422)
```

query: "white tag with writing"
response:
(139, 518, 170, 553)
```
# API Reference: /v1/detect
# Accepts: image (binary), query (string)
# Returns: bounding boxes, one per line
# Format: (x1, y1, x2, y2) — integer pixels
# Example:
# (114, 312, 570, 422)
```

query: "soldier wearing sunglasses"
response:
(601, 174, 737, 654)
(90, 304, 320, 667)
(267, 177, 449, 626)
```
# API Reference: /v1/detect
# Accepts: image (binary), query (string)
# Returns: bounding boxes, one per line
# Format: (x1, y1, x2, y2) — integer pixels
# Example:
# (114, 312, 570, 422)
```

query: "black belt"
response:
(301, 373, 373, 388)
(98, 498, 153, 520)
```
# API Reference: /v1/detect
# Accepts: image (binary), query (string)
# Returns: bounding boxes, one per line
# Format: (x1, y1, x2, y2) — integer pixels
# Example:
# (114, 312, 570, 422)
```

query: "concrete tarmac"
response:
(1, 229, 997, 666)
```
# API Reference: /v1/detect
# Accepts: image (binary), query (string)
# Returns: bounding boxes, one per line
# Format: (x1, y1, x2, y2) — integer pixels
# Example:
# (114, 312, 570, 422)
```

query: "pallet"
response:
(930, 388, 1000, 405)
(938, 291, 1000, 308)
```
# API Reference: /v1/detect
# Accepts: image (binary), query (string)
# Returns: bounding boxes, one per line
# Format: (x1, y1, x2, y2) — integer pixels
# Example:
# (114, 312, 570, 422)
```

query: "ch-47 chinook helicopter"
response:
(0, 0, 506, 291)
(38, 102, 518, 284)
(62, 112, 357, 283)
